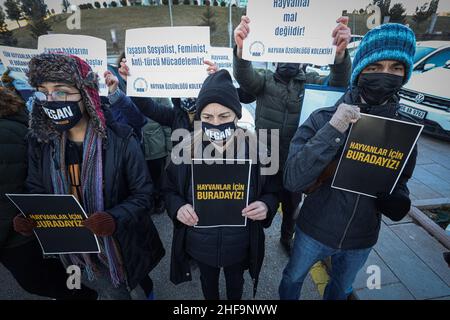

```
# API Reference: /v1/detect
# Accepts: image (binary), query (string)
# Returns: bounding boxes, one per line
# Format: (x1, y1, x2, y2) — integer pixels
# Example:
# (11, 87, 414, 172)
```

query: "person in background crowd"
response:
(108, 54, 172, 214)
(142, 114, 173, 214)
(103, 69, 147, 141)
(1, 69, 34, 102)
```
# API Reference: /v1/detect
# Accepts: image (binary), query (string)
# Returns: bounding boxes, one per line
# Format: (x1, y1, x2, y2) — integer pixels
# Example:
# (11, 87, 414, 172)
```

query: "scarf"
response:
(50, 122, 126, 287)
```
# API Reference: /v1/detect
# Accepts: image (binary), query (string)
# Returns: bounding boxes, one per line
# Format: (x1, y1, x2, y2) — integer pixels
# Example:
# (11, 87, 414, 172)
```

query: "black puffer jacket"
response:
(26, 109, 165, 289)
(284, 89, 418, 250)
(0, 99, 31, 250)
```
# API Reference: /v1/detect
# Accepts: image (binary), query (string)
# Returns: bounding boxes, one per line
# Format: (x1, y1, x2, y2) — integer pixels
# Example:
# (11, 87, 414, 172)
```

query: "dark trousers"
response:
(0, 239, 97, 300)
(147, 157, 166, 210)
(139, 274, 154, 297)
(196, 260, 246, 300)
(279, 189, 303, 242)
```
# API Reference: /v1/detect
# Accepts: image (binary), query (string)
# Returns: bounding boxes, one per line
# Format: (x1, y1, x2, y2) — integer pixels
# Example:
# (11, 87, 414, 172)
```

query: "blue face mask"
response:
(202, 120, 236, 142)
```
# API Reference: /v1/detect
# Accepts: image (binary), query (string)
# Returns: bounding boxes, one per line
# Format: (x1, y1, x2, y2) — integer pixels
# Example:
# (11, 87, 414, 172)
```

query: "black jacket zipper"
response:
(338, 195, 360, 249)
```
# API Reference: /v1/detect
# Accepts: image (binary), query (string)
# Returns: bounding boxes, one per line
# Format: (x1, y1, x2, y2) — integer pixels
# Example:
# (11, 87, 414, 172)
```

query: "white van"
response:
(399, 64, 450, 140)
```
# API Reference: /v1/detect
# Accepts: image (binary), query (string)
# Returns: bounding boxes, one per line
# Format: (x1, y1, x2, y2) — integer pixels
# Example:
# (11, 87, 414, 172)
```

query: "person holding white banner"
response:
(233, 15, 352, 256)
(117, 58, 217, 136)
(280, 23, 418, 300)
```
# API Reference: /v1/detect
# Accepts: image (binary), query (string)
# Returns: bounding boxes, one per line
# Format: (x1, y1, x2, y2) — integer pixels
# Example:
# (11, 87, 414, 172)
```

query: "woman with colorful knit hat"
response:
(13, 53, 165, 299)
(279, 23, 418, 300)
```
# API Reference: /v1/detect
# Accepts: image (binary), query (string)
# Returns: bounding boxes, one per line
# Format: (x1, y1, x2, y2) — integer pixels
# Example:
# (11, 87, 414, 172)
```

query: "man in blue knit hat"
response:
(279, 23, 418, 300)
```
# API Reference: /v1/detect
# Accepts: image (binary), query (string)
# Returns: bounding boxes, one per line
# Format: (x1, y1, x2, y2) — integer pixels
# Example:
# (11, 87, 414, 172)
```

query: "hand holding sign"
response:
(13, 215, 37, 237)
(7, 194, 101, 255)
(204, 60, 218, 75)
(234, 15, 251, 59)
(330, 103, 361, 133)
(104, 70, 119, 94)
(332, 17, 351, 64)
(177, 203, 199, 227)
(82, 211, 116, 237)
(376, 192, 411, 221)
(331, 114, 423, 198)
(242, 201, 268, 221)
(120, 57, 217, 79)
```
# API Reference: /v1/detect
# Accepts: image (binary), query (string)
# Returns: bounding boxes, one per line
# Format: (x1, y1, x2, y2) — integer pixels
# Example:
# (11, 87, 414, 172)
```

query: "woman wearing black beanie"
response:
(163, 70, 279, 300)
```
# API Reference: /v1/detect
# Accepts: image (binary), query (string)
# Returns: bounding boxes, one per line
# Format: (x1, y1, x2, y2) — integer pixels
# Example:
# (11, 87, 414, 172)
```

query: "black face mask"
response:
(276, 63, 300, 80)
(180, 98, 197, 113)
(202, 120, 236, 142)
(41, 100, 83, 132)
(357, 73, 404, 106)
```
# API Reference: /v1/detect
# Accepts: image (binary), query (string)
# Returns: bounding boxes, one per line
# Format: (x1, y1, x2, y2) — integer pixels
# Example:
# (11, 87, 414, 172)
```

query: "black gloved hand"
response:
(376, 192, 411, 222)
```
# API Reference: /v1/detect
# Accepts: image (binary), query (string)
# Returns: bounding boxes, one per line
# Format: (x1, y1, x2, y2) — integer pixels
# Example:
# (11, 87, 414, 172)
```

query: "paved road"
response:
(0, 212, 321, 300)
(410, 134, 450, 201)
(2, 133, 448, 300)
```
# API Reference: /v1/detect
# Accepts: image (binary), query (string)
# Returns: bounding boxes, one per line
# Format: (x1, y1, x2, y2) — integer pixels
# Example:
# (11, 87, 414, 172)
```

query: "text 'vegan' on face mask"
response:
(41, 100, 83, 132)
(202, 120, 236, 142)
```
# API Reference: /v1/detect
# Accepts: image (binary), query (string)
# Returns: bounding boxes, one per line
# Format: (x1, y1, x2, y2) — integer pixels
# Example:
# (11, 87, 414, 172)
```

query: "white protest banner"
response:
(243, 0, 343, 65)
(209, 47, 239, 88)
(125, 27, 210, 98)
(38, 34, 108, 96)
(0, 46, 39, 81)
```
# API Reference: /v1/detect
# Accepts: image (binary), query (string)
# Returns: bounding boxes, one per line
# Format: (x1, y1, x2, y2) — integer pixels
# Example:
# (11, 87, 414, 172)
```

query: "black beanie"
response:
(195, 69, 242, 120)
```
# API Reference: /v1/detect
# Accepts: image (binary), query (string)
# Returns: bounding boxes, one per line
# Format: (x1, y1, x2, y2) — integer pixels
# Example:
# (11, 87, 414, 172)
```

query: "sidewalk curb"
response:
(409, 206, 450, 250)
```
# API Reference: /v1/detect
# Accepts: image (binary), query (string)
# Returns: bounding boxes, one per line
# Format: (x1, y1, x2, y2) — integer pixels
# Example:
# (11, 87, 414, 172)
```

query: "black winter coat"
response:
(0, 106, 32, 249)
(132, 97, 192, 132)
(163, 135, 279, 296)
(284, 89, 418, 250)
(26, 110, 165, 289)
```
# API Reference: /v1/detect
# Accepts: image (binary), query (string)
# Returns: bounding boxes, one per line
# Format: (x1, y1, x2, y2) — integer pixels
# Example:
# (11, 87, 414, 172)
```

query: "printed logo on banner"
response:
(133, 77, 148, 93)
(249, 41, 265, 57)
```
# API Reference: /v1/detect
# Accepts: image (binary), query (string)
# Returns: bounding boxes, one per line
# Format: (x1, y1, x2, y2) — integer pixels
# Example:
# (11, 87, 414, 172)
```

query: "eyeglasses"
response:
(34, 91, 81, 103)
